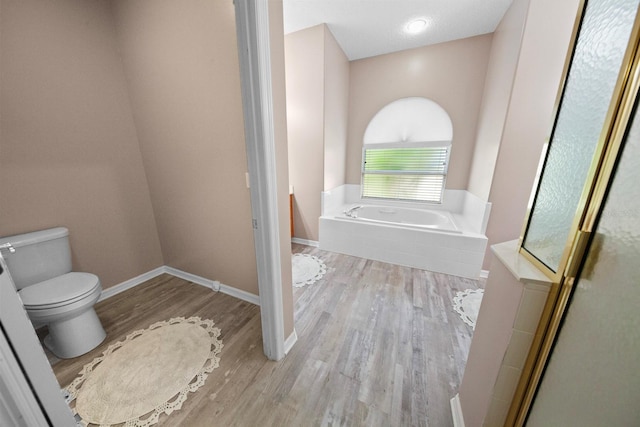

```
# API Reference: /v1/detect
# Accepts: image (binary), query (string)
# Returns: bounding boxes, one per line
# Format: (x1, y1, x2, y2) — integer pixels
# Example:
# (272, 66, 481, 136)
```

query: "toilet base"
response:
(44, 308, 106, 359)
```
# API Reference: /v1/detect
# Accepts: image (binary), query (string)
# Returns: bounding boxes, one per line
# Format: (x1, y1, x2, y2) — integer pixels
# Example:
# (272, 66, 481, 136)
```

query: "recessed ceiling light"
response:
(405, 18, 428, 35)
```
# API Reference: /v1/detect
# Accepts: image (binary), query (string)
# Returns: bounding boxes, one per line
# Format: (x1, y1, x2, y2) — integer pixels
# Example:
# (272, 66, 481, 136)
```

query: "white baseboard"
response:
(165, 266, 260, 306)
(450, 394, 466, 427)
(99, 266, 260, 306)
(479, 270, 490, 279)
(284, 329, 298, 355)
(164, 266, 220, 292)
(98, 266, 165, 302)
(291, 237, 319, 247)
(218, 282, 260, 306)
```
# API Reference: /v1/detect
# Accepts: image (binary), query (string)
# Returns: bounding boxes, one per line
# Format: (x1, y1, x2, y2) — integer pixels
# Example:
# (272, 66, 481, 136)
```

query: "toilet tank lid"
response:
(0, 227, 69, 249)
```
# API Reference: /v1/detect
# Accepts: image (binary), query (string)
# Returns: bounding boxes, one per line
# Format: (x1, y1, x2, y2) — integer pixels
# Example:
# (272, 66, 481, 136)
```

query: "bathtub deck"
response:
(48, 245, 484, 426)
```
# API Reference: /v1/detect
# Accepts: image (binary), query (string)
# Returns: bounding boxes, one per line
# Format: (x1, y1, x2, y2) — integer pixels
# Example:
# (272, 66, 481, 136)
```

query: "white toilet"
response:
(0, 227, 106, 359)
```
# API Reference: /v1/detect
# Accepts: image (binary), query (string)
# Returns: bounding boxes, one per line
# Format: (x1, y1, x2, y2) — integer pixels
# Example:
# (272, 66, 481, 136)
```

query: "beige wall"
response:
(285, 24, 349, 242)
(1, 0, 294, 335)
(285, 25, 325, 241)
(459, 241, 552, 427)
(323, 27, 350, 191)
(346, 35, 493, 189)
(482, 0, 581, 269)
(112, 0, 258, 295)
(0, 0, 163, 288)
(268, 0, 295, 337)
(458, 255, 525, 427)
(466, 0, 530, 201)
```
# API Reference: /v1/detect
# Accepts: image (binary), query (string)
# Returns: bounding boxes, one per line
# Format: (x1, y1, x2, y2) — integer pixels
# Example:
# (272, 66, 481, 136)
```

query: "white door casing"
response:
(234, 0, 286, 361)
(0, 252, 76, 425)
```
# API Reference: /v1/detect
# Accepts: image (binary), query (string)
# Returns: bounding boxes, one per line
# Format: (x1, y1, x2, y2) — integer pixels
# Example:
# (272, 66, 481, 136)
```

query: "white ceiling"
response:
(283, 0, 514, 61)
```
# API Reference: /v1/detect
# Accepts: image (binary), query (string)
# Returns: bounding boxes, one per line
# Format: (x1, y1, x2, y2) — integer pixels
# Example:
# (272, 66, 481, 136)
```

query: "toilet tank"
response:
(0, 227, 72, 290)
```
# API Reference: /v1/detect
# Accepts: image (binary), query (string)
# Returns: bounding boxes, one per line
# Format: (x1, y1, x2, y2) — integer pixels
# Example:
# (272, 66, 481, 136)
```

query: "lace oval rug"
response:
(65, 317, 222, 427)
(292, 254, 327, 287)
(453, 289, 484, 330)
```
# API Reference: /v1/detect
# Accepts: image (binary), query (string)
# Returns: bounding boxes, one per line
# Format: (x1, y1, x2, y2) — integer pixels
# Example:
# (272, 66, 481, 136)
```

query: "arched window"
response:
(362, 97, 452, 203)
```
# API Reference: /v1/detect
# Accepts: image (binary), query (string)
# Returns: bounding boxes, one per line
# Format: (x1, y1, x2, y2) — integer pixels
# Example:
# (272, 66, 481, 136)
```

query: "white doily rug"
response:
(65, 317, 222, 427)
(453, 289, 484, 330)
(292, 254, 327, 287)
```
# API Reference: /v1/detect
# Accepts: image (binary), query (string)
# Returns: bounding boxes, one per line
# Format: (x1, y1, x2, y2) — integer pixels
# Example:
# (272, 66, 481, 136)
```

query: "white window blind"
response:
(361, 142, 450, 203)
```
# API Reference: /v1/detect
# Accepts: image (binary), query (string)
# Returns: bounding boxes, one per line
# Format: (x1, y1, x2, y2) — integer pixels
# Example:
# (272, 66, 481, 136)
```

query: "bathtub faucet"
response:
(344, 205, 363, 218)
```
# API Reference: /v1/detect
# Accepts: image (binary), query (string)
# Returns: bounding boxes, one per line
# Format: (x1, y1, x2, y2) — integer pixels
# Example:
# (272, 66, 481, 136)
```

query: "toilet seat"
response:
(19, 272, 101, 310)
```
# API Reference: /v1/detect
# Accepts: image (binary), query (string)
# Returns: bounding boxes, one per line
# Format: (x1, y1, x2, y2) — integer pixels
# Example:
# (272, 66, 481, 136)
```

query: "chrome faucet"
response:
(344, 205, 363, 218)
(0, 243, 15, 254)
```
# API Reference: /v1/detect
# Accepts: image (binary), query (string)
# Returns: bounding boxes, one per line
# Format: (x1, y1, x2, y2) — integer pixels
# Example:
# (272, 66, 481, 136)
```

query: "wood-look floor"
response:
(49, 244, 484, 426)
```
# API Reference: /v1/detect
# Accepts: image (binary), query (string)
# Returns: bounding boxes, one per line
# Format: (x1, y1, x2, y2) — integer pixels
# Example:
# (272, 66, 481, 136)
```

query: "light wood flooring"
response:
(49, 244, 484, 426)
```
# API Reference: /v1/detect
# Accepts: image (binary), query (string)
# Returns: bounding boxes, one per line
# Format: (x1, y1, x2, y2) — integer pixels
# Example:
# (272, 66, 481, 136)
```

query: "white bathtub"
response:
(343, 205, 461, 233)
(319, 185, 490, 278)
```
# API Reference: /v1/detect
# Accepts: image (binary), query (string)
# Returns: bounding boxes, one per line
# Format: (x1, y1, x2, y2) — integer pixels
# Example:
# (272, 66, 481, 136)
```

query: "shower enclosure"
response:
(509, 0, 640, 423)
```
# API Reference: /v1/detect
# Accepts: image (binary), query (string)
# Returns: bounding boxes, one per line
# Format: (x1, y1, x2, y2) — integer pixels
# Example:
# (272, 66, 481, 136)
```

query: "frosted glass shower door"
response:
(526, 74, 640, 427)
(521, 0, 640, 274)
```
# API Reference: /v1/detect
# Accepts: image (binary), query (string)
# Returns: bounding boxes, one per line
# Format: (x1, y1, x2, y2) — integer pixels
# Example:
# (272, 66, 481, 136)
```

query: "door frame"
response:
(0, 254, 76, 425)
(234, 0, 286, 361)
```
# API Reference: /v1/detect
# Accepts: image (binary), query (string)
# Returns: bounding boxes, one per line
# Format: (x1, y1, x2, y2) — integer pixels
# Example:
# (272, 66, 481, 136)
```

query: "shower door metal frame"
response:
(518, 0, 640, 284)
(509, 2, 640, 424)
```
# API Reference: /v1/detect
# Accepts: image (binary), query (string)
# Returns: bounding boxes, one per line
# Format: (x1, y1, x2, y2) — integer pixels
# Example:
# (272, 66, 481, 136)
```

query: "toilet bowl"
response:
(20, 272, 106, 358)
(0, 227, 106, 359)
